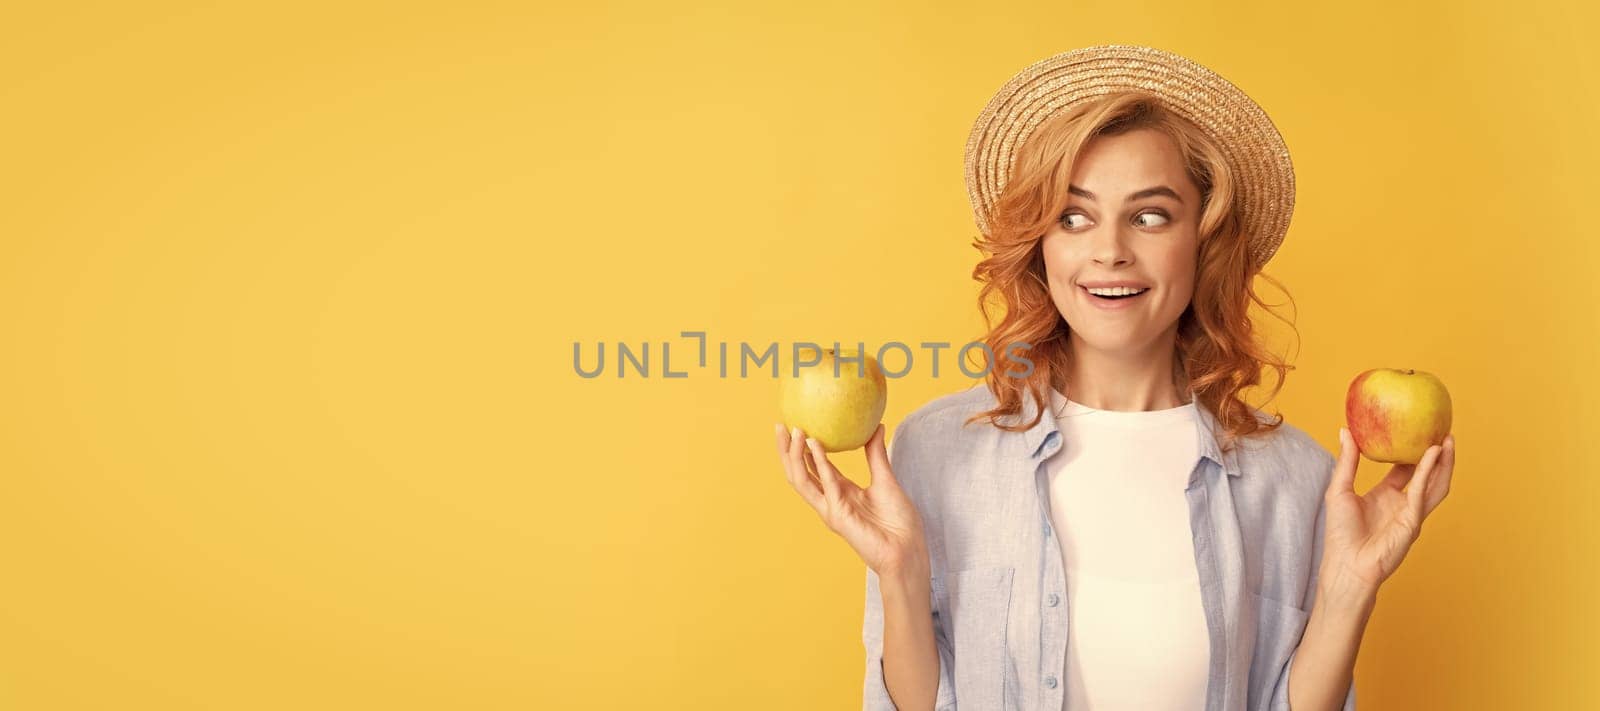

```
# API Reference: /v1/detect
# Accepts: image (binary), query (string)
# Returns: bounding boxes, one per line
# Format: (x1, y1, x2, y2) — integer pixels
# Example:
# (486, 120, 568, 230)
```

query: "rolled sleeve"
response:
(1266, 449, 1357, 710)
(863, 566, 957, 710)
(862, 416, 956, 709)
(1269, 648, 1356, 710)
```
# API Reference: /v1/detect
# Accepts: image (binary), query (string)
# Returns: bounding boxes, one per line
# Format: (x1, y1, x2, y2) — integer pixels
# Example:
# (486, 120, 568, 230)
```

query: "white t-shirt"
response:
(1045, 387, 1210, 710)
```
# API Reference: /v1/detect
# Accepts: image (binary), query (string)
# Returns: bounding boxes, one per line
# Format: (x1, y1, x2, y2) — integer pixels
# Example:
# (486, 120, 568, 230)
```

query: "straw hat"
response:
(964, 44, 1295, 270)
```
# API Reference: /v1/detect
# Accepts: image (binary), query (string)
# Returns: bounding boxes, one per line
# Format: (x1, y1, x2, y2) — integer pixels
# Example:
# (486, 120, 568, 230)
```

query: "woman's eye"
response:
(1060, 212, 1091, 229)
(1134, 211, 1170, 228)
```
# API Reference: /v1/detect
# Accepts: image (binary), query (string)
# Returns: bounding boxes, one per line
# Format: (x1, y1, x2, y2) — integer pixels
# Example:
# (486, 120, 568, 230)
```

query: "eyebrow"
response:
(1068, 184, 1184, 204)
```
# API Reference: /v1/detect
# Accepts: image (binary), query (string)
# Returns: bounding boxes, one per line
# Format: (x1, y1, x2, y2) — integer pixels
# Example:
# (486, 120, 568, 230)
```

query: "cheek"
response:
(1040, 254, 1080, 307)
(1038, 236, 1079, 285)
(1158, 255, 1199, 310)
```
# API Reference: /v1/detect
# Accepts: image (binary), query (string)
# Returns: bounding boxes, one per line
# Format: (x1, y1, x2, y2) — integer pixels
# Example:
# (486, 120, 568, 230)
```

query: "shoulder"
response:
(886, 383, 1008, 487)
(896, 383, 998, 435)
(1233, 410, 1337, 501)
(889, 383, 1021, 456)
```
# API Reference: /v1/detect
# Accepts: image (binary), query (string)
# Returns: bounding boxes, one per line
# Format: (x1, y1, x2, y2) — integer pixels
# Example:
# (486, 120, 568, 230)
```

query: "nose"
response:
(1089, 223, 1135, 268)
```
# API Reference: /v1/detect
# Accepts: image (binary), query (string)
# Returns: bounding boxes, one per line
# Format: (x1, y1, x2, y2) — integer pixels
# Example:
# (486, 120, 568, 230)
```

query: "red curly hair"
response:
(965, 90, 1297, 454)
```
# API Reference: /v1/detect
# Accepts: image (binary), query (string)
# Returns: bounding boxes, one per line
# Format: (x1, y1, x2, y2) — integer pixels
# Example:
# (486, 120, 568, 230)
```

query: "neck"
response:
(1058, 334, 1187, 411)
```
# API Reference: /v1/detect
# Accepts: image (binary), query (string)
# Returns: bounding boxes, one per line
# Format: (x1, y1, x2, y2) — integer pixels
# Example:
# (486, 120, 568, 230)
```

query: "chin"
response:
(1067, 330, 1141, 353)
(1067, 320, 1177, 351)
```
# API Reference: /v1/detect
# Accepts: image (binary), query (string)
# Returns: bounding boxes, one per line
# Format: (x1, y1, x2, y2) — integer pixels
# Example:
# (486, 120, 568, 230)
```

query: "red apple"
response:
(1345, 368, 1453, 464)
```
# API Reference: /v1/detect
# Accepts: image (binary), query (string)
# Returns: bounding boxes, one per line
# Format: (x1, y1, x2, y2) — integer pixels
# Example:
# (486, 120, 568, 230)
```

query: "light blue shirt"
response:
(862, 384, 1358, 710)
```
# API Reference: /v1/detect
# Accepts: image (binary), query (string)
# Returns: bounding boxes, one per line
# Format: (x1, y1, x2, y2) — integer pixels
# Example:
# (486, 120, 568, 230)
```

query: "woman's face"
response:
(1040, 127, 1202, 357)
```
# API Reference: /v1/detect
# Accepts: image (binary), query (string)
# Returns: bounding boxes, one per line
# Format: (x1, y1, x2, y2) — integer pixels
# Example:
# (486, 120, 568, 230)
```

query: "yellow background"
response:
(2, 1, 1595, 708)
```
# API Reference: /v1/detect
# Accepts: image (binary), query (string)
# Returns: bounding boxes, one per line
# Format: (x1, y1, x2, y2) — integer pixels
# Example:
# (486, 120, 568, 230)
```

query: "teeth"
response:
(1086, 286, 1148, 296)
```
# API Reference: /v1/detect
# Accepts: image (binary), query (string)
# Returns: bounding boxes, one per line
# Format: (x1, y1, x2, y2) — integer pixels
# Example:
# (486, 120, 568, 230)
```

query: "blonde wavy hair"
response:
(965, 90, 1297, 453)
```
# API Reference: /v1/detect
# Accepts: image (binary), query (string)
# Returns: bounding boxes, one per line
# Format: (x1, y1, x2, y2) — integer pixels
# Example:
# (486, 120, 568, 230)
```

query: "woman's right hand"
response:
(774, 422, 929, 577)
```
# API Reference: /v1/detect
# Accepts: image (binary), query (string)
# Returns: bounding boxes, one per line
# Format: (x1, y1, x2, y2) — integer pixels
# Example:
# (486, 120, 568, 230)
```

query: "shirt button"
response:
(1047, 593, 1060, 607)
(1045, 675, 1059, 689)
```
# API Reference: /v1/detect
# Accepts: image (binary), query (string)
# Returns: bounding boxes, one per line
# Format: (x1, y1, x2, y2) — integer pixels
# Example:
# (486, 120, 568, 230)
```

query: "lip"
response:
(1080, 284, 1151, 311)
(1078, 280, 1151, 289)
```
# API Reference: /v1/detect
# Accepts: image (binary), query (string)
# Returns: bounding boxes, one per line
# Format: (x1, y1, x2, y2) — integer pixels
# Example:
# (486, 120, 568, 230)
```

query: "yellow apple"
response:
(779, 347, 888, 452)
(1345, 368, 1453, 464)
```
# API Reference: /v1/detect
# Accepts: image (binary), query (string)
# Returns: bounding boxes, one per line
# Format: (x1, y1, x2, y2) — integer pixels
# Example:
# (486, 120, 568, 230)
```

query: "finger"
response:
(791, 466, 826, 509)
(864, 424, 897, 490)
(1328, 427, 1360, 498)
(777, 424, 824, 508)
(1407, 444, 1443, 527)
(807, 437, 842, 502)
(788, 426, 823, 491)
(1425, 434, 1455, 517)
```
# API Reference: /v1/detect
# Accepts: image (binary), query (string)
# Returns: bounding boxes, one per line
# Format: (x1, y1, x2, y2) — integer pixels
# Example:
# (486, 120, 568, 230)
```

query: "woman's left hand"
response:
(1320, 427, 1456, 596)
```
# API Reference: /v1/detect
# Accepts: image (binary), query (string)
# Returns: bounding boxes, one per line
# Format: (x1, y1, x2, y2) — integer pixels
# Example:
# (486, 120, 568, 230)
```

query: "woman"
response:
(774, 45, 1455, 711)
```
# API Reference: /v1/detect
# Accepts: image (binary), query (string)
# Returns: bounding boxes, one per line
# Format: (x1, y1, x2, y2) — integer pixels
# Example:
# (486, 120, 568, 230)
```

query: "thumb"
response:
(864, 423, 897, 489)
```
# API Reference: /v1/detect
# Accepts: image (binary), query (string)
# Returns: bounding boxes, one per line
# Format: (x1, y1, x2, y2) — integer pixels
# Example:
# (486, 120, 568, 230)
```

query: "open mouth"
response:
(1081, 286, 1150, 302)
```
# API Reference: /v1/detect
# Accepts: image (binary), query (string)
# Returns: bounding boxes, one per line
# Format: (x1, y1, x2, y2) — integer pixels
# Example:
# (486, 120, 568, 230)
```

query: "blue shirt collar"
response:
(1012, 386, 1238, 478)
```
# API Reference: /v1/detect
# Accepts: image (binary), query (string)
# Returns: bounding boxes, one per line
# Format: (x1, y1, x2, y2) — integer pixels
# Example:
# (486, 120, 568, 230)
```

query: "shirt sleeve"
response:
(1270, 647, 1356, 710)
(862, 567, 958, 710)
(1266, 449, 1357, 710)
(862, 416, 958, 710)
